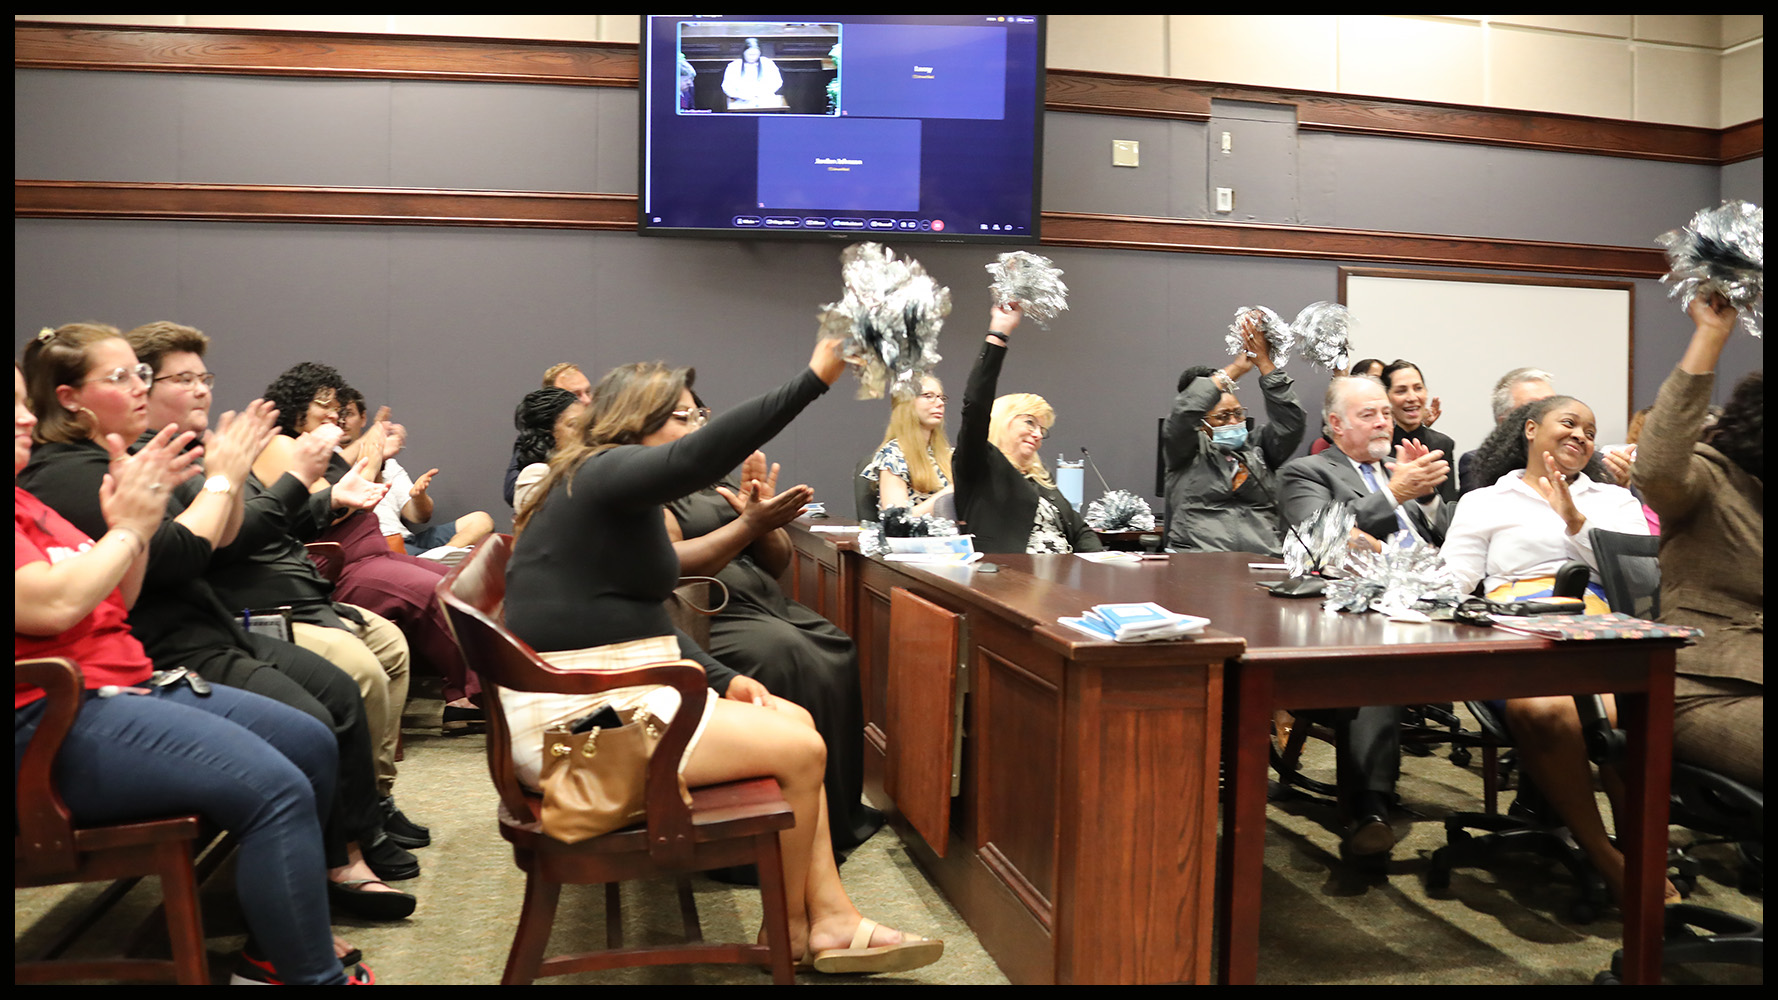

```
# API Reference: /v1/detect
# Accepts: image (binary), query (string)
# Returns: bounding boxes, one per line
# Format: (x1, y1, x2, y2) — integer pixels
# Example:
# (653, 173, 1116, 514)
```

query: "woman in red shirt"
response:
(14, 365, 364, 985)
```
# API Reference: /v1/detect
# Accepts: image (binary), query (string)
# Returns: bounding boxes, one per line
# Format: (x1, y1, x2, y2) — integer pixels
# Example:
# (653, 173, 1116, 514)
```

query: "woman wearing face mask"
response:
(955, 304, 1102, 554)
(1161, 314, 1306, 555)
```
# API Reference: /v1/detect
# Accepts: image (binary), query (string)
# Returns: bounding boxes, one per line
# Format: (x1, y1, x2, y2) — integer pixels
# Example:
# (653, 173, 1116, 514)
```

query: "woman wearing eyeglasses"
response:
(506, 339, 945, 973)
(862, 374, 954, 518)
(955, 303, 1102, 554)
(1161, 313, 1306, 555)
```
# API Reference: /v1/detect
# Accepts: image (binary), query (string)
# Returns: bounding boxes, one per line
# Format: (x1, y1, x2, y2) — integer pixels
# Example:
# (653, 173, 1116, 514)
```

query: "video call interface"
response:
(642, 15, 1044, 240)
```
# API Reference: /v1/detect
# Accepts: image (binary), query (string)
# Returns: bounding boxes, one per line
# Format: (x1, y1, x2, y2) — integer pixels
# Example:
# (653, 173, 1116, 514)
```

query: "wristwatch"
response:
(202, 474, 233, 495)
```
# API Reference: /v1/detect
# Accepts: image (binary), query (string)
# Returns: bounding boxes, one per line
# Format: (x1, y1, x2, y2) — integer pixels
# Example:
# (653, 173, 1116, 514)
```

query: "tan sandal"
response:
(809, 917, 944, 975)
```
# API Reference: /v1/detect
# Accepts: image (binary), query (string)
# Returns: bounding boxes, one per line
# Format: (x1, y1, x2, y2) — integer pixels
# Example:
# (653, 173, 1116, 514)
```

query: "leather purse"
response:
(537, 705, 691, 844)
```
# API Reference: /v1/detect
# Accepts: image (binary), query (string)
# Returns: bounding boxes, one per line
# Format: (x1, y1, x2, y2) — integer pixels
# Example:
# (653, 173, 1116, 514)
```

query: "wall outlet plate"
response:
(1112, 139, 1139, 167)
(1215, 187, 1234, 212)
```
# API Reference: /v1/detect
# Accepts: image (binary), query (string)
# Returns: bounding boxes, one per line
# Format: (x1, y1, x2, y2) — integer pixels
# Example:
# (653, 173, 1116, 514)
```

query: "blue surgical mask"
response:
(1208, 423, 1249, 452)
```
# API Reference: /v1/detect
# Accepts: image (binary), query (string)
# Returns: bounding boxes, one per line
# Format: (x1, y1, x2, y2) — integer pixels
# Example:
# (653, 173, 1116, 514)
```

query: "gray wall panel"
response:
(16, 71, 185, 182)
(182, 77, 394, 186)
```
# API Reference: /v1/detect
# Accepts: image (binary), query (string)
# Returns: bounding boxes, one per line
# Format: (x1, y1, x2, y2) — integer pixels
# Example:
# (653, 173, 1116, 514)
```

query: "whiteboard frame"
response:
(1338, 267, 1637, 456)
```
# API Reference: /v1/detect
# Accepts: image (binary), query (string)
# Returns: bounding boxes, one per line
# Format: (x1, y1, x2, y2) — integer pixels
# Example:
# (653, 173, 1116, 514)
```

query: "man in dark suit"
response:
(1276, 375, 1450, 857)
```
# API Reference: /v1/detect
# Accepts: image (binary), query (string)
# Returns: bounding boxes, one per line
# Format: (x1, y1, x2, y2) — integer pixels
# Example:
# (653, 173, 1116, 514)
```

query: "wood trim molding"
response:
(16, 21, 1760, 165)
(13, 180, 636, 230)
(16, 180, 1669, 278)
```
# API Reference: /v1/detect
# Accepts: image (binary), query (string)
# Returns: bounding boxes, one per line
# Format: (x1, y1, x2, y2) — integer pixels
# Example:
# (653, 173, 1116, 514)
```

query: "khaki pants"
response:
(292, 606, 411, 798)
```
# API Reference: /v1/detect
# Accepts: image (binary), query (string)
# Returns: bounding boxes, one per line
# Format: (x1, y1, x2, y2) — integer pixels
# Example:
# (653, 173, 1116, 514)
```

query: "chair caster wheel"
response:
(1449, 746, 1472, 768)
(1593, 970, 1621, 985)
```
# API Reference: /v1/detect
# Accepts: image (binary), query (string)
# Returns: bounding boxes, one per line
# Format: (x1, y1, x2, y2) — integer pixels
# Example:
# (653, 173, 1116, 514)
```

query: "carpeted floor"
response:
(16, 694, 1762, 985)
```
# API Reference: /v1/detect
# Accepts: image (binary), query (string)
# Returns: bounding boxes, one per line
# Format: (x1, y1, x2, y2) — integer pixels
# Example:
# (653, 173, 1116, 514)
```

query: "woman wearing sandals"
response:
(506, 334, 943, 974)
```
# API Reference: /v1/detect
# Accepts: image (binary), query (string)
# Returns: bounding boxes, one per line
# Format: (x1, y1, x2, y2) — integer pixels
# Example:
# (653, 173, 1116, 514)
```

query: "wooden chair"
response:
(436, 534, 798, 985)
(14, 658, 211, 985)
(304, 540, 345, 583)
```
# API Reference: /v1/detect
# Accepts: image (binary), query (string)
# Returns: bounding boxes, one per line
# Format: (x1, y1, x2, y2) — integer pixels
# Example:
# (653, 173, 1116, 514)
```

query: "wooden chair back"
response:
(14, 657, 211, 985)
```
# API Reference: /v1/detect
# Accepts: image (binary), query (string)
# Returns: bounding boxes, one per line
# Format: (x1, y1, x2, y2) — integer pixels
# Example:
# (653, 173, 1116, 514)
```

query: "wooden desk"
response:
(784, 520, 1241, 983)
(967, 551, 1678, 986)
(780, 528, 1678, 985)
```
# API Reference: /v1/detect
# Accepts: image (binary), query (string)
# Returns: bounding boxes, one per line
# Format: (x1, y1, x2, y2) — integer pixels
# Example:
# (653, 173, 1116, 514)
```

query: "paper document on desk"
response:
(1058, 602, 1210, 642)
(882, 535, 983, 564)
(1076, 551, 1142, 564)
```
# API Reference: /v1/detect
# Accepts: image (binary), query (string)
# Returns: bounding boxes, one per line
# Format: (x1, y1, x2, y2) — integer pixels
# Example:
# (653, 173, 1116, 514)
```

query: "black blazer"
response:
(1393, 424, 1458, 504)
(954, 338, 1101, 554)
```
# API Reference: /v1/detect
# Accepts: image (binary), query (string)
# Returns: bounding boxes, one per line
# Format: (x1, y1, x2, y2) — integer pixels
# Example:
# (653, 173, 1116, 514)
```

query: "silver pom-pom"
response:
(1083, 490, 1157, 532)
(1282, 502, 1355, 578)
(1227, 302, 1354, 372)
(818, 242, 951, 399)
(1227, 306, 1294, 367)
(1656, 201, 1763, 338)
(987, 251, 1070, 327)
(857, 508, 960, 558)
(1322, 532, 1465, 615)
(1289, 302, 1355, 372)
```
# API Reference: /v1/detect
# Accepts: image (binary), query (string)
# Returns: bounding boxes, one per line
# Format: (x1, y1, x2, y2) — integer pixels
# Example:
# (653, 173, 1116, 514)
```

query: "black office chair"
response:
(1426, 560, 1614, 922)
(1585, 529, 1764, 983)
(853, 456, 878, 521)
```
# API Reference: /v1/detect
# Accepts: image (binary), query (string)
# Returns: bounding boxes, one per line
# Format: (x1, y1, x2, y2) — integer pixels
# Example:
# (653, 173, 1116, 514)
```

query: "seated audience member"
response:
(505, 338, 943, 973)
(955, 304, 1103, 554)
(1381, 359, 1456, 504)
(127, 323, 429, 850)
(1457, 367, 1555, 496)
(20, 328, 416, 917)
(862, 373, 954, 518)
(258, 361, 481, 738)
(670, 447, 884, 853)
(1162, 312, 1305, 554)
(337, 386, 493, 556)
(14, 365, 371, 985)
(1633, 297, 1762, 789)
(509, 386, 582, 514)
(1276, 375, 1450, 856)
(1441, 391, 1663, 902)
(504, 364, 594, 505)
(1309, 358, 1387, 455)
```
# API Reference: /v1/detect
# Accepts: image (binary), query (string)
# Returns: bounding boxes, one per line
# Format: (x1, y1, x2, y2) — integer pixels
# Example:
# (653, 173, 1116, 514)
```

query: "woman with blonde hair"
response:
(955, 304, 1103, 554)
(504, 337, 943, 973)
(862, 373, 953, 517)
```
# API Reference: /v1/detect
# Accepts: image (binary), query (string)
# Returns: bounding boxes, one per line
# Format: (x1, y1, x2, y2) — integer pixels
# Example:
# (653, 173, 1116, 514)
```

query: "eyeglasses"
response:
(917, 392, 949, 403)
(1202, 407, 1248, 426)
(671, 406, 711, 427)
(1014, 415, 1049, 440)
(153, 371, 216, 390)
(82, 363, 153, 388)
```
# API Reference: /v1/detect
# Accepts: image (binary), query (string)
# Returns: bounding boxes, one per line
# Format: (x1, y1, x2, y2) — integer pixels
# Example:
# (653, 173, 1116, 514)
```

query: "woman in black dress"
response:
(506, 336, 940, 973)
(667, 450, 882, 853)
(954, 303, 1102, 554)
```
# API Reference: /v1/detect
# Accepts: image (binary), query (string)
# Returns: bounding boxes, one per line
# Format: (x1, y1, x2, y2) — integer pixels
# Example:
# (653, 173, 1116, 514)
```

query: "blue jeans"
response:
(16, 682, 346, 985)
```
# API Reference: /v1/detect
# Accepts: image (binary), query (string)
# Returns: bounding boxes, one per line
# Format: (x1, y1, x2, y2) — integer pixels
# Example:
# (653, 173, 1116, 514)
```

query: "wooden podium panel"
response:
(885, 587, 962, 858)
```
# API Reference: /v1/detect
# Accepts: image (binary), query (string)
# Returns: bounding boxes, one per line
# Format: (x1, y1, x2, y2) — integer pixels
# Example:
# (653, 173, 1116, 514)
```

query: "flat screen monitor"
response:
(639, 14, 1046, 243)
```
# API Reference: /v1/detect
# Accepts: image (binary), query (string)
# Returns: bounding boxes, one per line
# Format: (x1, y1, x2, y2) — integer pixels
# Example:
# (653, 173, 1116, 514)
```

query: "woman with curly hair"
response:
(1442, 390, 1664, 905)
(1634, 296, 1762, 789)
(507, 386, 581, 514)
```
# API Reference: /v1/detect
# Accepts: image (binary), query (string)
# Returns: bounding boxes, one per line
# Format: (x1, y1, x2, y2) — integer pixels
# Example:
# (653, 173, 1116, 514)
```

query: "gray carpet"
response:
(16, 695, 1761, 984)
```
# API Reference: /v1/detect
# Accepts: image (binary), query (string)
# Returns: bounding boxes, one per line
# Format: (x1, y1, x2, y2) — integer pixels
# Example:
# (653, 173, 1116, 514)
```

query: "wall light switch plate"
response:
(1112, 139, 1139, 167)
(1215, 187, 1234, 213)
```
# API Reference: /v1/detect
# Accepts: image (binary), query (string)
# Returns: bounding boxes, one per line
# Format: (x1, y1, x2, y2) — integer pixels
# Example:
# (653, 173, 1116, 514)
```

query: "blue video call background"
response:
(643, 15, 1042, 239)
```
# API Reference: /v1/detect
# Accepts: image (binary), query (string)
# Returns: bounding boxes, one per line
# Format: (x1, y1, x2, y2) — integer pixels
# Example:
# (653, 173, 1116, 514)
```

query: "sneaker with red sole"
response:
(230, 948, 376, 985)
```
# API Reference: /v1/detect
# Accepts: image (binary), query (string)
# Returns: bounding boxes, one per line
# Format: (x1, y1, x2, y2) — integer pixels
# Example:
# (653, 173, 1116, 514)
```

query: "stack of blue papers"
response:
(1057, 602, 1210, 642)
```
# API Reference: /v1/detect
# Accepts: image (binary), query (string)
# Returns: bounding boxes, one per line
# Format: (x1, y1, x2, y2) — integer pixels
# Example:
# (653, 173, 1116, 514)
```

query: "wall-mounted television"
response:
(639, 14, 1046, 244)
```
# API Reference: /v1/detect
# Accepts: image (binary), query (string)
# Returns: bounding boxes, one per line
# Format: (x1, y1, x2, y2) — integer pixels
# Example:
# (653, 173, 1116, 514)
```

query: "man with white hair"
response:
(1274, 374, 1450, 859)
(1457, 367, 1555, 497)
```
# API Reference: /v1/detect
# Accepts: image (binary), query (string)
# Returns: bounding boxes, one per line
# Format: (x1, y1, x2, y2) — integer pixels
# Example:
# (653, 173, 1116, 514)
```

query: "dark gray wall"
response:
(15, 69, 1763, 526)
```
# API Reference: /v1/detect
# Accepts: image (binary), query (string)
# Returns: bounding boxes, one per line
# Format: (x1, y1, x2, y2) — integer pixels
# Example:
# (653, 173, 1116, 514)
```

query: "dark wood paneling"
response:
(14, 20, 636, 85)
(17, 22, 1759, 165)
(13, 180, 636, 230)
(885, 588, 962, 859)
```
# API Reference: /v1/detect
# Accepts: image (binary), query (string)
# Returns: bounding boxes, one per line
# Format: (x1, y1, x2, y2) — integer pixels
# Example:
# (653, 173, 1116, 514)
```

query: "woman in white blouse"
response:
(1442, 394, 1671, 904)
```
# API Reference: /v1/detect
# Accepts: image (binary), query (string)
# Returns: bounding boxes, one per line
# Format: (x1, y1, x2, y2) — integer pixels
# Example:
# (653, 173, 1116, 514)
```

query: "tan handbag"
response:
(537, 706, 692, 844)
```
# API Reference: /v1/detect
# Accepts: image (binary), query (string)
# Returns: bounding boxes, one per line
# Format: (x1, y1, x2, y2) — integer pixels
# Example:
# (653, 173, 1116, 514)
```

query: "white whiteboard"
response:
(1341, 270, 1634, 465)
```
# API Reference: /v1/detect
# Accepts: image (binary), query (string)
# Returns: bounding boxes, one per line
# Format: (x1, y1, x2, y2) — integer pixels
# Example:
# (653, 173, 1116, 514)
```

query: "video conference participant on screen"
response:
(722, 38, 785, 110)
